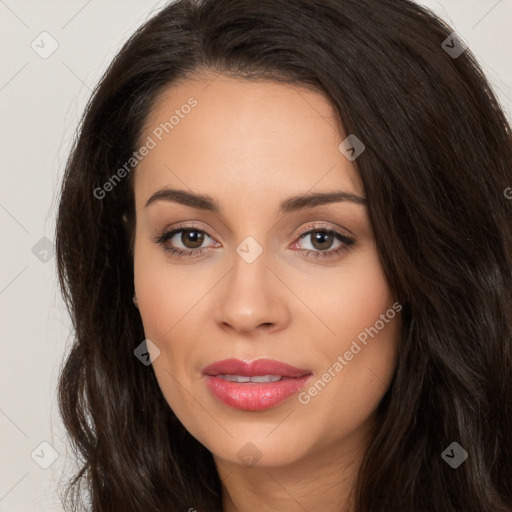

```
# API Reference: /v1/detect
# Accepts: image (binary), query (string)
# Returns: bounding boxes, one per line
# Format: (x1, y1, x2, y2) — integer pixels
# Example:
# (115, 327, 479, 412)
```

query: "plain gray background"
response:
(0, 1, 511, 510)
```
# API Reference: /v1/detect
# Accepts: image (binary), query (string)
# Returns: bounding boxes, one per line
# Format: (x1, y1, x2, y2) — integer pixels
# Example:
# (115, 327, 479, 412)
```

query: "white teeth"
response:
(251, 375, 283, 383)
(218, 374, 283, 383)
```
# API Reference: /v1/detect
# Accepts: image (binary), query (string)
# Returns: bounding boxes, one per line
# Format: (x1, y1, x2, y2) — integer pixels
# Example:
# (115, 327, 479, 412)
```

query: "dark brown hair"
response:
(55, 0, 512, 510)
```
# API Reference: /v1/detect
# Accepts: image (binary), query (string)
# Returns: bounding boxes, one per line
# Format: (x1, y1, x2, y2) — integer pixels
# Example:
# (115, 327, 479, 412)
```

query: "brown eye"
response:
(308, 230, 336, 251)
(153, 226, 218, 258)
(294, 225, 355, 260)
(180, 229, 205, 249)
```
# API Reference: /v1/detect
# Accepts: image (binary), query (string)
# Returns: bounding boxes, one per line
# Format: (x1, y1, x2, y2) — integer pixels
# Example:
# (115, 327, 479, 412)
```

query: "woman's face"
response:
(132, 73, 401, 469)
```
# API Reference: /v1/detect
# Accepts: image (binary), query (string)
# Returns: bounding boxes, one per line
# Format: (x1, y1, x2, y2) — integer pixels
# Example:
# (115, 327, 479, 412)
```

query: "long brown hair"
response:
(55, 0, 512, 510)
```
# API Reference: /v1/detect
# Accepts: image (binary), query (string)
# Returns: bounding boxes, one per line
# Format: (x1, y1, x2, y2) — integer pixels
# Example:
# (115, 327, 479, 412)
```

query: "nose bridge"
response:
(214, 232, 288, 333)
(229, 232, 272, 304)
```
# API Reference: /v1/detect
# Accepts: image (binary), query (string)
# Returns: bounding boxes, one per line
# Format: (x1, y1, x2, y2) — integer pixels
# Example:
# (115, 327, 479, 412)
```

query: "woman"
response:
(55, 0, 512, 510)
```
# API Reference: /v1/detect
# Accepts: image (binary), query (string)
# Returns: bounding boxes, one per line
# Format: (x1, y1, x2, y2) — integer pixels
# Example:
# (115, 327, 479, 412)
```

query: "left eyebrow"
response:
(279, 191, 367, 213)
(144, 187, 367, 213)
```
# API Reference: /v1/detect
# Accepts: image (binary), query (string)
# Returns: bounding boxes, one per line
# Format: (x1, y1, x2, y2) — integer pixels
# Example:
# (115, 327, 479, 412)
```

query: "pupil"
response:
(312, 231, 332, 250)
(182, 230, 204, 249)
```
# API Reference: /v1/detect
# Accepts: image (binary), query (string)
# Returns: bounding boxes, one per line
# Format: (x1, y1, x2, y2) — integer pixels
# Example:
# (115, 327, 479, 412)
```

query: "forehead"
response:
(133, 74, 364, 209)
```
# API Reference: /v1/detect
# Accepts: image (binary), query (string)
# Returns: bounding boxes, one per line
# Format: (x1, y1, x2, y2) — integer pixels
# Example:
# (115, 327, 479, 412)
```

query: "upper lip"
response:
(202, 358, 311, 378)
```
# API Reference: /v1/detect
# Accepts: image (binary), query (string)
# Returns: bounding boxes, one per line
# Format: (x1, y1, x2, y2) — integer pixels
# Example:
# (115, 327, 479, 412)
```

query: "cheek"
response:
(333, 246, 400, 383)
(133, 240, 207, 340)
(134, 243, 171, 337)
(341, 256, 392, 337)
(133, 247, 203, 414)
(298, 243, 400, 411)
(135, 268, 186, 339)
(301, 243, 395, 346)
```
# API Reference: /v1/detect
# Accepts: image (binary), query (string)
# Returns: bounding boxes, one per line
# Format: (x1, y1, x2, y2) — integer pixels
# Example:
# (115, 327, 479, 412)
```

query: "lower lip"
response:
(204, 375, 312, 411)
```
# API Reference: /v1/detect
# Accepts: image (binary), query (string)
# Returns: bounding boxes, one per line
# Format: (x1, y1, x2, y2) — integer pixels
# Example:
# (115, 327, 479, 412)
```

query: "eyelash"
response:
(153, 223, 355, 260)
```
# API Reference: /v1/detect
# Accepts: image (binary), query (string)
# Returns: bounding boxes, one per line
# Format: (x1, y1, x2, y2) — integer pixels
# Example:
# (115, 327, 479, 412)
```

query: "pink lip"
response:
(202, 358, 313, 411)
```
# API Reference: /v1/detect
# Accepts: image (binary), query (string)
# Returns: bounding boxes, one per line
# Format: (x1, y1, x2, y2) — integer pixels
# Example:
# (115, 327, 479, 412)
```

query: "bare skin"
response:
(132, 73, 401, 512)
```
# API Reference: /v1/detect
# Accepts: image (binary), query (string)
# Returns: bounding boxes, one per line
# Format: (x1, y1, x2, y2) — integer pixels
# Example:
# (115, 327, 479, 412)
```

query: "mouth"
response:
(213, 374, 293, 383)
(202, 358, 313, 411)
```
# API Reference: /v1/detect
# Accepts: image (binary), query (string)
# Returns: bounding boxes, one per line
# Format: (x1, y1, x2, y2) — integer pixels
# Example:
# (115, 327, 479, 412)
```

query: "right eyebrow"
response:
(145, 188, 219, 211)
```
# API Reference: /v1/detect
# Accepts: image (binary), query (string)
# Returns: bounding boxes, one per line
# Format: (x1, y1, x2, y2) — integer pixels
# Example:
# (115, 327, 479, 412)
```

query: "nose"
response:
(214, 246, 290, 336)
